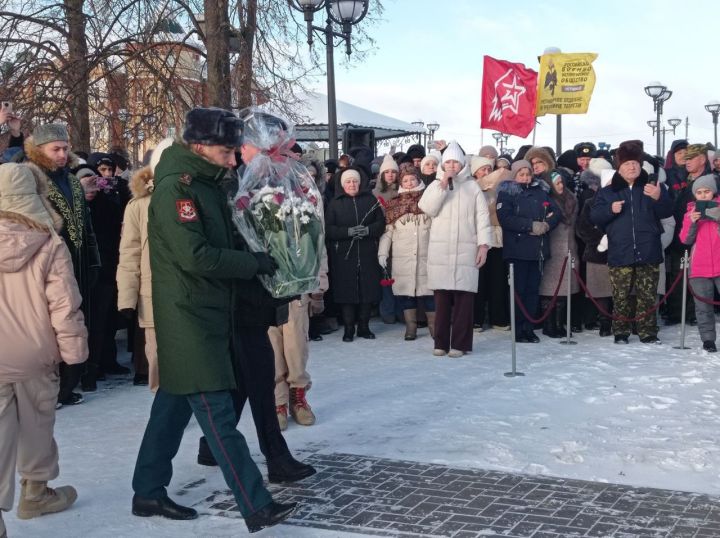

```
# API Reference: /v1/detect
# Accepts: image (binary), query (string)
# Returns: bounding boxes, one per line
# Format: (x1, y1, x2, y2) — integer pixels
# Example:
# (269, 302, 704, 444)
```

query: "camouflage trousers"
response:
(608, 264, 660, 339)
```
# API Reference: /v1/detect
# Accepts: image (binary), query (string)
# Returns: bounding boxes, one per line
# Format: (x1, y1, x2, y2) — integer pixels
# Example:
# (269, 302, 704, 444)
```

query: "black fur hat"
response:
(183, 107, 243, 147)
(405, 144, 426, 160)
(615, 140, 644, 167)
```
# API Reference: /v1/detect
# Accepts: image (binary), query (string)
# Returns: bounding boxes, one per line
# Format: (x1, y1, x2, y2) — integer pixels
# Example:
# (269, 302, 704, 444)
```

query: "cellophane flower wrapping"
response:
(232, 110, 324, 298)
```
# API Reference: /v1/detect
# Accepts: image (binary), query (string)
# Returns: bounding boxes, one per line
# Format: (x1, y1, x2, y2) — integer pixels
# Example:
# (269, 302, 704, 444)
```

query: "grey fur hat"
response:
(32, 123, 69, 146)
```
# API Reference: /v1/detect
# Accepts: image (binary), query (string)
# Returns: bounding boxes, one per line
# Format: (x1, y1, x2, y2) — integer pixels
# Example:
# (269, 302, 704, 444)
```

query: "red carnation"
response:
(236, 196, 251, 210)
(308, 194, 318, 205)
(542, 201, 551, 208)
(273, 192, 285, 205)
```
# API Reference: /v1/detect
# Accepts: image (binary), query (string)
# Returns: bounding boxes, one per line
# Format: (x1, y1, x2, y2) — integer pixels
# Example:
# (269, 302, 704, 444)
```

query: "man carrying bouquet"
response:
(131, 107, 296, 534)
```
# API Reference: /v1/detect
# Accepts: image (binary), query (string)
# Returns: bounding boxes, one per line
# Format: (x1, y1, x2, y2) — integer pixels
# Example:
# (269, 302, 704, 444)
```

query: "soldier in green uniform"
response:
(130, 107, 296, 533)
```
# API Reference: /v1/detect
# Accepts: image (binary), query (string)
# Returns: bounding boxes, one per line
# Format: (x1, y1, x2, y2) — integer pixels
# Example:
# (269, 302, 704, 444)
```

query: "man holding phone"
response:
(0, 102, 24, 158)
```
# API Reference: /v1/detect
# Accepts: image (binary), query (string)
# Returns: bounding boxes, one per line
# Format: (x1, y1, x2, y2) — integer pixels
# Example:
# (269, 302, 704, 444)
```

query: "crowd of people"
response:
(1, 99, 720, 537)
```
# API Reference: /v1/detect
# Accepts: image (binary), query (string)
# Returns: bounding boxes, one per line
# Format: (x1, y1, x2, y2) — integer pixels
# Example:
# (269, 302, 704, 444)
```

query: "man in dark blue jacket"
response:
(590, 140, 673, 344)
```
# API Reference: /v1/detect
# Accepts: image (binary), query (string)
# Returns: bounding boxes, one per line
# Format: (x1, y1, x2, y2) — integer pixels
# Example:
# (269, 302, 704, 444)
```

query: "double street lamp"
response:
(411, 120, 425, 145)
(289, 0, 369, 160)
(492, 132, 509, 154)
(705, 100, 720, 148)
(644, 81, 672, 157)
(647, 117, 682, 157)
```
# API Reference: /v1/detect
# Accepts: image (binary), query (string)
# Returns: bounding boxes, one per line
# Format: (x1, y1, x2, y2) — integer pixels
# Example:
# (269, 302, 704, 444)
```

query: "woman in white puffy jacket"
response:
(418, 141, 492, 357)
(378, 165, 433, 341)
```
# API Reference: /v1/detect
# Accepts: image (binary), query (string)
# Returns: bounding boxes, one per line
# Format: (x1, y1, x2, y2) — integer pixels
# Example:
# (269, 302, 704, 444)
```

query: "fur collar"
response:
(0, 210, 51, 232)
(130, 166, 154, 199)
(23, 136, 80, 172)
(498, 177, 551, 196)
(611, 169, 649, 192)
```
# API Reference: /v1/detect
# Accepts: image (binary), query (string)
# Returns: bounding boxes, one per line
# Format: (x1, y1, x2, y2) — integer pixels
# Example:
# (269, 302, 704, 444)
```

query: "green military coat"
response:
(149, 142, 259, 395)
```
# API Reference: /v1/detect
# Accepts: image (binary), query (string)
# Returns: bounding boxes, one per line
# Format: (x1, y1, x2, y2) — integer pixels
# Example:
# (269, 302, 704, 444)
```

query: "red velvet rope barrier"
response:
(687, 280, 720, 306)
(572, 266, 683, 322)
(513, 256, 568, 324)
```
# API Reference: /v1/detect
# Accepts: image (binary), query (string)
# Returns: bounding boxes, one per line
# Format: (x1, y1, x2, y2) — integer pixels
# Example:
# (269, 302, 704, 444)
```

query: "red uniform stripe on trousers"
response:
(200, 393, 256, 513)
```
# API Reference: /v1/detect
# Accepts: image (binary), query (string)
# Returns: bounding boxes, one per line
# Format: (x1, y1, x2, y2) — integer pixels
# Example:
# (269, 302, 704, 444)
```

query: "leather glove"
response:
(354, 225, 369, 237)
(118, 308, 135, 321)
(378, 254, 388, 269)
(252, 251, 278, 276)
(530, 221, 550, 236)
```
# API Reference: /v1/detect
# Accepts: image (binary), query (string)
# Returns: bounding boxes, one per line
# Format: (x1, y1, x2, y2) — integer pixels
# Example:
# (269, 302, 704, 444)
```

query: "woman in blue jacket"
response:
(497, 160, 561, 343)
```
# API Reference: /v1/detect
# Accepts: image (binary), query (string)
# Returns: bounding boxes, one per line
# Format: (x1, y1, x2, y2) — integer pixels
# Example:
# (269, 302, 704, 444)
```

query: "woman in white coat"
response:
(418, 141, 492, 357)
(378, 165, 433, 341)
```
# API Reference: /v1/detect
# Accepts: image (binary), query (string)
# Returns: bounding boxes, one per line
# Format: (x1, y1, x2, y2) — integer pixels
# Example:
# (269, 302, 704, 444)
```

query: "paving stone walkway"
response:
(183, 452, 720, 537)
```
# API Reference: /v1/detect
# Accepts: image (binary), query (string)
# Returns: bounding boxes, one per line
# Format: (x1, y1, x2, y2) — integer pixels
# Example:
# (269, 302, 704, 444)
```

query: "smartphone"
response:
(1, 102, 12, 113)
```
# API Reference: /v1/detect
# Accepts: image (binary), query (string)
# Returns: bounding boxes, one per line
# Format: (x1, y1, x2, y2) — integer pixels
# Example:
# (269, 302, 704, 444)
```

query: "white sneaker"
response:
(432, 349, 447, 356)
(448, 349, 465, 358)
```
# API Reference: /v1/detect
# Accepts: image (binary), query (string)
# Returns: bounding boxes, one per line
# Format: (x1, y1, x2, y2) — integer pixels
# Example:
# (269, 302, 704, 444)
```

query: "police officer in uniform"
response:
(131, 107, 296, 533)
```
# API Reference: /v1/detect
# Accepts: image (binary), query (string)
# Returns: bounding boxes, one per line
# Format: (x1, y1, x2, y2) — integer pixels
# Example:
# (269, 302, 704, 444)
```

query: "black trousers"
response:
(474, 247, 510, 327)
(87, 278, 119, 373)
(200, 325, 290, 462)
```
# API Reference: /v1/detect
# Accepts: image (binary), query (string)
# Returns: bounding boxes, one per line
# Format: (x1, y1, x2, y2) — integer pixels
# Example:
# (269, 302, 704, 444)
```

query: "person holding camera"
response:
(131, 107, 296, 534)
(0, 102, 24, 160)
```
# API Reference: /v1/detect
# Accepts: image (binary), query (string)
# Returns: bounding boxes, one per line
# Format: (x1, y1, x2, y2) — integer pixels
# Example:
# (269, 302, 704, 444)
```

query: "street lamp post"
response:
(492, 132, 509, 154)
(289, 0, 369, 160)
(644, 81, 672, 157)
(411, 120, 425, 145)
(426, 121, 439, 147)
(705, 100, 720, 148)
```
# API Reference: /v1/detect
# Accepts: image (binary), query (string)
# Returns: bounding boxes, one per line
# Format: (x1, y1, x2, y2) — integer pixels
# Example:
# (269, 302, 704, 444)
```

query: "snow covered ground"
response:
(4, 321, 720, 537)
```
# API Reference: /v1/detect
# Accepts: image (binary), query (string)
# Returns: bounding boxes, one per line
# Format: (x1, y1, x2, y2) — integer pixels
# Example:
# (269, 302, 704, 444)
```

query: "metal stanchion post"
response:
(673, 250, 691, 350)
(560, 252, 577, 345)
(505, 263, 524, 377)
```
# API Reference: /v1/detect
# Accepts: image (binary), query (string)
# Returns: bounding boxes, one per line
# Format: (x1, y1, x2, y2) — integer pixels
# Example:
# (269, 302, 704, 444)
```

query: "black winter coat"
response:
(325, 190, 384, 304)
(87, 177, 130, 282)
(575, 194, 608, 264)
(590, 170, 673, 267)
(496, 179, 561, 262)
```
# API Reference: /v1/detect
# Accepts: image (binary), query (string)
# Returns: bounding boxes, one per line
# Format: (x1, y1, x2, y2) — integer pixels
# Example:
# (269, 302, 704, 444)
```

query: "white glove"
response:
(378, 255, 388, 269)
(597, 234, 608, 252)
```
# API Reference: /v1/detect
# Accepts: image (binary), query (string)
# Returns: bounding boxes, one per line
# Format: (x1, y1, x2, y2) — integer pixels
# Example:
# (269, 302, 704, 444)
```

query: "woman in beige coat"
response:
(0, 163, 86, 535)
(378, 165, 434, 341)
(116, 138, 171, 392)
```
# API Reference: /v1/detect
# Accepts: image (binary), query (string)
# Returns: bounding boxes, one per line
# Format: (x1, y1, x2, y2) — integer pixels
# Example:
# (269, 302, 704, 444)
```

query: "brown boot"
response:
(17, 479, 77, 520)
(426, 311, 436, 338)
(403, 309, 418, 340)
(289, 387, 316, 426)
(276, 404, 288, 431)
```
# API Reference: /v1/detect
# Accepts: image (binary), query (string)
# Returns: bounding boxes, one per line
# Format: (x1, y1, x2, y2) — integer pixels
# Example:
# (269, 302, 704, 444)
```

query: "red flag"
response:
(481, 56, 538, 138)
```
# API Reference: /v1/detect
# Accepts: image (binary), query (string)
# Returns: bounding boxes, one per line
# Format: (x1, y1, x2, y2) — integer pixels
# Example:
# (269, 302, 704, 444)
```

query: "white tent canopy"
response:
(292, 92, 420, 142)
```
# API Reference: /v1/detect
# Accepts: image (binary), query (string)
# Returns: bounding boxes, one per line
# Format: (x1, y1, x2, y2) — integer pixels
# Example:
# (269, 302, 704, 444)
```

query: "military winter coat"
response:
(496, 178, 561, 262)
(325, 189, 384, 304)
(148, 142, 260, 395)
(590, 170, 673, 267)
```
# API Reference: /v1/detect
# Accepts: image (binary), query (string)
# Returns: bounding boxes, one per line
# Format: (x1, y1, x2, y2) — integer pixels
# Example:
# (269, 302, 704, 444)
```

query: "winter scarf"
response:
(384, 189, 425, 225)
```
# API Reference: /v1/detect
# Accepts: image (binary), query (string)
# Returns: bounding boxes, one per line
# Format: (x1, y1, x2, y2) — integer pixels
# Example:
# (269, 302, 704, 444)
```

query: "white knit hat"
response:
(600, 169, 614, 189)
(441, 141, 465, 167)
(378, 154, 398, 176)
(588, 157, 613, 178)
(150, 137, 174, 174)
(470, 156, 494, 175)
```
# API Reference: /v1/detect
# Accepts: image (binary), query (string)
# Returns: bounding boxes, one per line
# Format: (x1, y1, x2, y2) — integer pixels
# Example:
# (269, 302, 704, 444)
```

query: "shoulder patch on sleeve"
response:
(179, 173, 193, 185)
(176, 199, 199, 222)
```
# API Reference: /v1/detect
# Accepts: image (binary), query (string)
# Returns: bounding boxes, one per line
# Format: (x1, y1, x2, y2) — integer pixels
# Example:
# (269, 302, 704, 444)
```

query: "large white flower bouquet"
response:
(232, 109, 324, 298)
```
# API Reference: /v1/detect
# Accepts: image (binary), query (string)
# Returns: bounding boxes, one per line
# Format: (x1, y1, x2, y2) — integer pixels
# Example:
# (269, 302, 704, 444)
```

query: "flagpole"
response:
(556, 114, 562, 154)
(532, 120, 537, 146)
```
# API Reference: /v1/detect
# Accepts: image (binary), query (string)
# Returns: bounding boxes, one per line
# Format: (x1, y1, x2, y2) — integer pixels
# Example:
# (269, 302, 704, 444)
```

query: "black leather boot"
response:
(541, 298, 562, 338)
(132, 494, 198, 520)
(245, 501, 298, 533)
(197, 436, 217, 466)
(356, 302, 375, 339)
(267, 453, 316, 483)
(341, 304, 355, 342)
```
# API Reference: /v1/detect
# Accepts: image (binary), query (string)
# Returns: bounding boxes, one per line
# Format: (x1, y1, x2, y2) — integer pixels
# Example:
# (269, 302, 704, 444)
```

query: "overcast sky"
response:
(307, 0, 720, 156)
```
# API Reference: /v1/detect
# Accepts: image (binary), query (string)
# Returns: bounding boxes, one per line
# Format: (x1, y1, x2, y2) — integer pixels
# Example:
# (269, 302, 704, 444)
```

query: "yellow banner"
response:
(536, 52, 597, 116)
